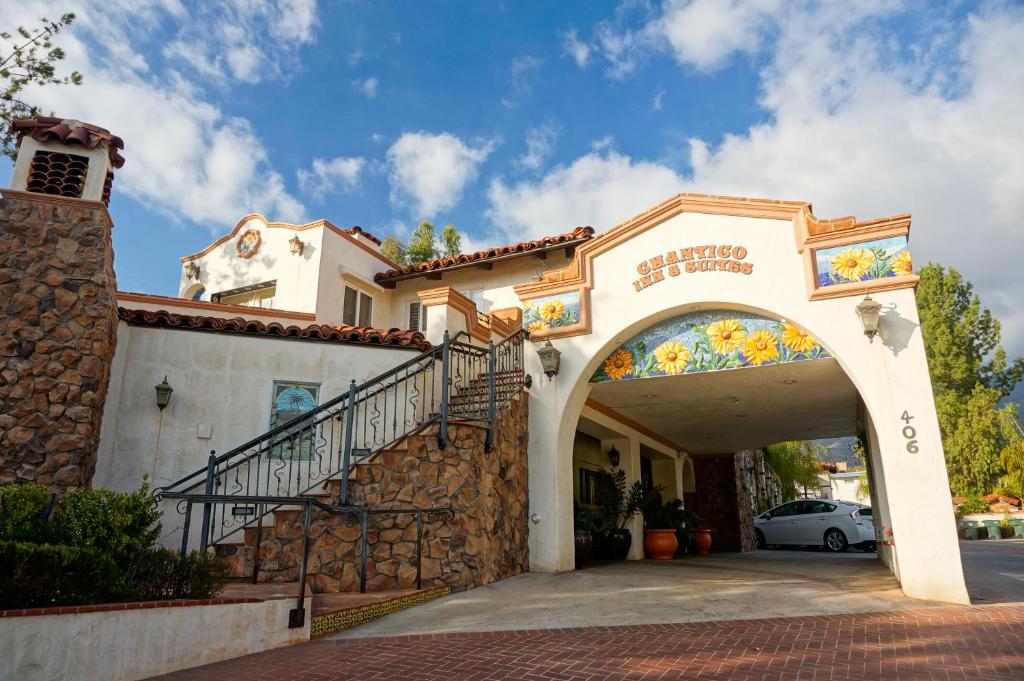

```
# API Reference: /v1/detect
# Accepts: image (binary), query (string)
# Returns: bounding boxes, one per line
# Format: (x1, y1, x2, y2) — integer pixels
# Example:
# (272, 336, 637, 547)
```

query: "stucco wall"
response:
(0, 598, 310, 681)
(95, 323, 424, 544)
(521, 209, 968, 604)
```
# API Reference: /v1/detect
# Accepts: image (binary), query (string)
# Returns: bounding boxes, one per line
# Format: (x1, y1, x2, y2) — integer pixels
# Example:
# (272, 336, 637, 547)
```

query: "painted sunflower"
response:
(831, 248, 875, 281)
(892, 251, 912, 275)
(527, 320, 548, 333)
(538, 299, 565, 322)
(604, 347, 634, 381)
(742, 329, 780, 365)
(654, 341, 690, 375)
(707, 319, 745, 355)
(781, 322, 817, 353)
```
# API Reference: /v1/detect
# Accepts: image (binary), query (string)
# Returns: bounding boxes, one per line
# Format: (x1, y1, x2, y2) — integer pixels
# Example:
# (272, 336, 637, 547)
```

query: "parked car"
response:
(754, 499, 875, 552)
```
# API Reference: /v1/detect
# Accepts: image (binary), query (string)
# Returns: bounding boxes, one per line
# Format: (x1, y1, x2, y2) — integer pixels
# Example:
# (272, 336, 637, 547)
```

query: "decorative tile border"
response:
(813, 235, 912, 288)
(310, 586, 451, 638)
(521, 289, 588, 339)
(591, 310, 829, 383)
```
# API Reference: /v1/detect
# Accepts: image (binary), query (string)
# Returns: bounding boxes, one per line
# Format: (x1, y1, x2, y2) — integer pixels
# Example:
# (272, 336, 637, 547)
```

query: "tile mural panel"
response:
(591, 310, 830, 383)
(523, 291, 581, 334)
(814, 236, 912, 288)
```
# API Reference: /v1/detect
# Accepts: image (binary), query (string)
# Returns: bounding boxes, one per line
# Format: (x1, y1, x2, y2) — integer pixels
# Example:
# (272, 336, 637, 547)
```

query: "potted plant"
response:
(574, 506, 597, 569)
(681, 509, 712, 555)
(641, 492, 684, 560)
(592, 469, 652, 560)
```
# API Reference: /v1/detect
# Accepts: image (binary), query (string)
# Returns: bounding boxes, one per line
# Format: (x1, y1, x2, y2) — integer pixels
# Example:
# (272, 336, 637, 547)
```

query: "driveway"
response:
(328, 550, 931, 639)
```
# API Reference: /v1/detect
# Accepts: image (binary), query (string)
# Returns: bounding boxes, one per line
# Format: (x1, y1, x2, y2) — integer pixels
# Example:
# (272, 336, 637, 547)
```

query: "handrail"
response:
(159, 327, 524, 549)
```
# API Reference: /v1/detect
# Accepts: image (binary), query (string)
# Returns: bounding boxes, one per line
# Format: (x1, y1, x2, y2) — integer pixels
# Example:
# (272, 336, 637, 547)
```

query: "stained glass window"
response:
(269, 381, 320, 460)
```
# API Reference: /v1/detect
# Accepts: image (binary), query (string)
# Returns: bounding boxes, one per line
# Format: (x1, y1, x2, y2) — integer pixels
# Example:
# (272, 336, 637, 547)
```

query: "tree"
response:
(440, 223, 462, 259)
(384, 222, 467, 266)
(379, 234, 407, 267)
(916, 264, 1024, 398)
(407, 220, 439, 263)
(764, 442, 822, 500)
(916, 264, 1024, 496)
(998, 407, 1024, 501)
(1, 14, 82, 160)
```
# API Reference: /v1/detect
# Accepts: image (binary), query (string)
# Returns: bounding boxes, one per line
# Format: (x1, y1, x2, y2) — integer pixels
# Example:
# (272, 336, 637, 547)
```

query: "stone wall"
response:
(0, 193, 118, 492)
(220, 392, 530, 592)
(688, 454, 756, 552)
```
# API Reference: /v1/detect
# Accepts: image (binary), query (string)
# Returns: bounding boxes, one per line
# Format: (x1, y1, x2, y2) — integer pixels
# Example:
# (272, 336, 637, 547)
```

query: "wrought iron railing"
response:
(158, 327, 528, 550)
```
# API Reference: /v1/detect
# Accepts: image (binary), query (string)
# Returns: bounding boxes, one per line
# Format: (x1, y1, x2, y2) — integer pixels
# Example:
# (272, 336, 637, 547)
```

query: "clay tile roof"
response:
(374, 226, 594, 285)
(12, 116, 125, 168)
(344, 225, 381, 246)
(118, 308, 430, 351)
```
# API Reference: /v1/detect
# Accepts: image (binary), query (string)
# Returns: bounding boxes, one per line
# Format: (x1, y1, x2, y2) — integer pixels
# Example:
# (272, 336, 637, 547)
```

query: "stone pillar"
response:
(0, 117, 124, 493)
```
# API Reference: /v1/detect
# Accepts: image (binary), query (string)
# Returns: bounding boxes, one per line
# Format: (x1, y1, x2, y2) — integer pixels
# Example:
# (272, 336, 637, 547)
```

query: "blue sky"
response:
(2, 1, 1023, 378)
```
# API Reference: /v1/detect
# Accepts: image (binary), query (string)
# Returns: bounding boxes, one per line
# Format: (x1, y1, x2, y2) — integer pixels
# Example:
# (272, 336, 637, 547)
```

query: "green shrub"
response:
(957, 495, 990, 515)
(0, 541, 119, 608)
(122, 548, 229, 601)
(0, 482, 54, 543)
(52, 480, 162, 566)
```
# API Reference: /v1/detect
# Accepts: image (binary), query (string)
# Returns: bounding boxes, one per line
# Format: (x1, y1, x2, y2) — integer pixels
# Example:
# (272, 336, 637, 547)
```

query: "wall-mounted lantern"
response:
(855, 294, 882, 341)
(536, 340, 561, 378)
(288, 234, 305, 256)
(607, 446, 621, 468)
(154, 375, 173, 410)
(184, 261, 200, 280)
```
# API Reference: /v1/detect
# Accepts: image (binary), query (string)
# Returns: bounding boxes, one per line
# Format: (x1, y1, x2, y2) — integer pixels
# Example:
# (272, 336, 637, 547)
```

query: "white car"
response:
(754, 499, 875, 552)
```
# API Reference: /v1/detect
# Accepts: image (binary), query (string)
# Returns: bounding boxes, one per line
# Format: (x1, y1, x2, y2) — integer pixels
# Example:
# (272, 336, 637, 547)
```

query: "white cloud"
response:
(562, 29, 591, 67)
(488, 147, 685, 239)
(0, 0, 309, 227)
(387, 132, 496, 217)
(516, 123, 560, 172)
(298, 157, 366, 199)
(656, 0, 780, 71)
(652, 89, 666, 111)
(503, 55, 542, 107)
(356, 77, 379, 98)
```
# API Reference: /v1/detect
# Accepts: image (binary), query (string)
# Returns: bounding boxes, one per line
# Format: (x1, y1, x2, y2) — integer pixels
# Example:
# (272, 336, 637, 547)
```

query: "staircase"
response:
(157, 328, 529, 600)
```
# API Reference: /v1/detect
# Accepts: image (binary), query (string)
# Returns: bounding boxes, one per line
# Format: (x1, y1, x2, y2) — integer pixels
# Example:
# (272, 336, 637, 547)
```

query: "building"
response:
(0, 118, 969, 605)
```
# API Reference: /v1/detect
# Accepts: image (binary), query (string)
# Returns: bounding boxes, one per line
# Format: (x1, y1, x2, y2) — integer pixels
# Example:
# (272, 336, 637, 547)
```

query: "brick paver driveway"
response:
(155, 604, 1024, 680)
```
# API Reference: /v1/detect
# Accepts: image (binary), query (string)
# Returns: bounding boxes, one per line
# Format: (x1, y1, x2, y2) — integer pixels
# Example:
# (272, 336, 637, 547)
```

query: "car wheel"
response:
(755, 529, 766, 549)
(823, 528, 849, 552)
(865, 541, 877, 552)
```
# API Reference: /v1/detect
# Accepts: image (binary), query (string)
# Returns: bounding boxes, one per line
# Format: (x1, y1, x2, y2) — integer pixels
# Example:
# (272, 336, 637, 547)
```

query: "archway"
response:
(566, 305, 889, 561)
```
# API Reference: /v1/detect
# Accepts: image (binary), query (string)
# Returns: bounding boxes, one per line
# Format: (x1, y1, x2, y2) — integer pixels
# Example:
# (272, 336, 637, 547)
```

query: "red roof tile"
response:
(118, 308, 430, 350)
(374, 226, 594, 285)
(12, 116, 125, 168)
(344, 225, 381, 246)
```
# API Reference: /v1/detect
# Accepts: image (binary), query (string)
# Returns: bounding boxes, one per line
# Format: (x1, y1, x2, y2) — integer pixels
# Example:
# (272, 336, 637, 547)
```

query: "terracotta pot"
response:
(606, 528, 632, 560)
(574, 530, 593, 569)
(643, 529, 679, 560)
(692, 528, 713, 555)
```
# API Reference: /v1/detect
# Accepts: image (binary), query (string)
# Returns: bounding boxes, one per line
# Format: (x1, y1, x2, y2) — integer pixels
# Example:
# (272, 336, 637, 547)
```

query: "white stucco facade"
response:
(96, 192, 968, 605)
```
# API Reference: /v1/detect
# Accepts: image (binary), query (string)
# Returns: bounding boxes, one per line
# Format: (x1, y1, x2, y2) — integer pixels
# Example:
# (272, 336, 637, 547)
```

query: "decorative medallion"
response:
(236, 229, 261, 259)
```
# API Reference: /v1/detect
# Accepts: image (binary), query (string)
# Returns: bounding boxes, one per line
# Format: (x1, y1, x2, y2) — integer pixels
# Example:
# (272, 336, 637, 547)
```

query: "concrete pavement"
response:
(960, 538, 1024, 604)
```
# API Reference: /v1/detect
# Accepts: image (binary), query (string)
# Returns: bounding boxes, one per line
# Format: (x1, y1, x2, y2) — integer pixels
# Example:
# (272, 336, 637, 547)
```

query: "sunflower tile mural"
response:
(523, 292, 582, 335)
(591, 310, 829, 383)
(814, 236, 912, 288)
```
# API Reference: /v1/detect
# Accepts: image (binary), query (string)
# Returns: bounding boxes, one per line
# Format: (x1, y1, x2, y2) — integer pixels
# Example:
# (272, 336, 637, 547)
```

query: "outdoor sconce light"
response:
(536, 340, 561, 378)
(856, 294, 882, 341)
(154, 376, 173, 410)
(607, 446, 621, 468)
(184, 261, 200, 280)
(288, 234, 305, 256)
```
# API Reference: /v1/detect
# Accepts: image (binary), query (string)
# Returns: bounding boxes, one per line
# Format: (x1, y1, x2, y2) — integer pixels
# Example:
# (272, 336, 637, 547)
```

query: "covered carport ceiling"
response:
(587, 358, 859, 454)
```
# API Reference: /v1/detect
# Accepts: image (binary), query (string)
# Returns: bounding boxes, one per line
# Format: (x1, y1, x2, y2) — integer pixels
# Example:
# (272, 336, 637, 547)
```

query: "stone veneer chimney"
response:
(0, 118, 124, 492)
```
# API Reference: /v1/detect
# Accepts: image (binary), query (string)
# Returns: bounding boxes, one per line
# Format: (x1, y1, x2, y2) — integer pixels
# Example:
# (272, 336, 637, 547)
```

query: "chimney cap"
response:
(11, 116, 125, 168)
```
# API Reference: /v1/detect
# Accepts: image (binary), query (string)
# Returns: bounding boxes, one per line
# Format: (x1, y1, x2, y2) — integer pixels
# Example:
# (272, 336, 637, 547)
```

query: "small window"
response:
(579, 467, 601, 506)
(343, 286, 373, 326)
(269, 381, 320, 460)
(408, 301, 427, 332)
(463, 289, 487, 312)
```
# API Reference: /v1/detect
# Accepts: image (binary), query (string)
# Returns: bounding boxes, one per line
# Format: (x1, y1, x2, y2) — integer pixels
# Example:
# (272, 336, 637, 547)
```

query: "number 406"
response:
(901, 411, 918, 453)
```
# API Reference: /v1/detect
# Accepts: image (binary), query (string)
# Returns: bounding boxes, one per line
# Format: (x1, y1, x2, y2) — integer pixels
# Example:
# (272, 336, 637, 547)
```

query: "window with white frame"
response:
(408, 301, 427, 332)
(342, 285, 373, 326)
